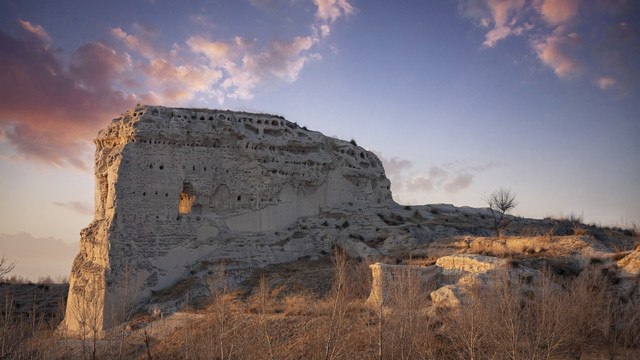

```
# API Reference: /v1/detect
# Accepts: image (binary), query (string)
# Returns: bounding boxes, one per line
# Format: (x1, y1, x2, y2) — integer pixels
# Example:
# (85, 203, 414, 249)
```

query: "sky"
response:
(0, 0, 638, 280)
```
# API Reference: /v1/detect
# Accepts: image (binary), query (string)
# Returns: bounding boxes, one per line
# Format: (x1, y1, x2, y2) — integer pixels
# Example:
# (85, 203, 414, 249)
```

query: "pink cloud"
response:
(444, 173, 474, 194)
(458, 0, 638, 93)
(0, 21, 136, 169)
(1, 9, 352, 168)
(187, 36, 232, 67)
(375, 151, 495, 196)
(487, 0, 526, 27)
(70, 42, 132, 92)
(532, 29, 583, 78)
(17, 20, 50, 43)
(596, 77, 616, 89)
(138, 58, 223, 103)
(540, 0, 579, 25)
(408, 176, 434, 192)
(110, 24, 165, 60)
(371, 151, 412, 192)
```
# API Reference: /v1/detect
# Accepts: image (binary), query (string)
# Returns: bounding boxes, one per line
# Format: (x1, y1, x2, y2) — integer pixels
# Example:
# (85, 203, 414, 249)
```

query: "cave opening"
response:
(179, 182, 196, 214)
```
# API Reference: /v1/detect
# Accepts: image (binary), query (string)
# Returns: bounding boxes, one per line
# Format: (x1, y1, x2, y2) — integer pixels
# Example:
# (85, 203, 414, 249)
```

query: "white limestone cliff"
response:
(62, 105, 394, 334)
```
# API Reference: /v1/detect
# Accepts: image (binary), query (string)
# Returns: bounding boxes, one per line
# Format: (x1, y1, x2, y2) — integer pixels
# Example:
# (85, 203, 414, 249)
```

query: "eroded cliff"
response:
(62, 105, 395, 333)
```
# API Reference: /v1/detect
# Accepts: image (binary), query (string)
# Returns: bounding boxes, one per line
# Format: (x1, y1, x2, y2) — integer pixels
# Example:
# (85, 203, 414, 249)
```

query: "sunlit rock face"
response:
(62, 105, 394, 334)
(368, 255, 544, 309)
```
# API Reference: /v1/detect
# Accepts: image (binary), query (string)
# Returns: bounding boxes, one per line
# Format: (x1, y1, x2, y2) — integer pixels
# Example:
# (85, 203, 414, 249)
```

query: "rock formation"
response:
(62, 105, 639, 335)
(368, 255, 543, 308)
(429, 254, 542, 307)
(62, 105, 397, 334)
(367, 263, 437, 306)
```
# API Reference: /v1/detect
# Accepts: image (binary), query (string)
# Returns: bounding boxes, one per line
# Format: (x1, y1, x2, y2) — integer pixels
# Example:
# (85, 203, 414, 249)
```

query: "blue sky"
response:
(0, 0, 638, 279)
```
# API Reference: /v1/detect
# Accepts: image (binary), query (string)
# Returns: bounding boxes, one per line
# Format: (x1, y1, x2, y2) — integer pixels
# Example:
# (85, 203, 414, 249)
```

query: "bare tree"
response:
(484, 188, 518, 237)
(0, 255, 15, 282)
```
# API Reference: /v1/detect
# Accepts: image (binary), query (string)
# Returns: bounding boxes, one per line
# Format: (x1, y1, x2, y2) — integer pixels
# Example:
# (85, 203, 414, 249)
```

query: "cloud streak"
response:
(53, 201, 94, 216)
(0, 232, 77, 280)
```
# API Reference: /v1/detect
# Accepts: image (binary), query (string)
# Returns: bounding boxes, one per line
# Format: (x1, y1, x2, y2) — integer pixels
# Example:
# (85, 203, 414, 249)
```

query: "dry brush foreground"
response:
(2, 233, 640, 359)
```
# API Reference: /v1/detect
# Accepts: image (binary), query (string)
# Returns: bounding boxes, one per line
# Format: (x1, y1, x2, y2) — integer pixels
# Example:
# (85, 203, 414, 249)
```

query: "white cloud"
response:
(313, 0, 355, 23)
(320, 24, 331, 38)
(187, 35, 320, 100)
(484, 25, 515, 47)
(108, 2, 344, 104)
(458, 0, 527, 47)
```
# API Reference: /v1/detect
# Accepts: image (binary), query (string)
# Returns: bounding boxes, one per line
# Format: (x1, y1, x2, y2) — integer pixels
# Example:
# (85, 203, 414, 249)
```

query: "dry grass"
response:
(3, 239, 640, 359)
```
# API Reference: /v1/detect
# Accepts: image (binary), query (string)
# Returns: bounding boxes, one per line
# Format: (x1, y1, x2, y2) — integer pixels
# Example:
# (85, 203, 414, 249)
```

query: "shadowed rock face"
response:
(62, 105, 394, 334)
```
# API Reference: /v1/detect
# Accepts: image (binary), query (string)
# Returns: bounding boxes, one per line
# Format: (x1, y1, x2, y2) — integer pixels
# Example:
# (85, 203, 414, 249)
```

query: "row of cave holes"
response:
(338, 149, 366, 160)
(135, 190, 170, 197)
(175, 114, 219, 121)
(134, 187, 244, 201)
(172, 112, 286, 127)
(148, 164, 233, 174)
(236, 117, 284, 127)
(173, 114, 277, 124)
(251, 144, 315, 154)
(142, 213, 205, 221)
(138, 139, 230, 150)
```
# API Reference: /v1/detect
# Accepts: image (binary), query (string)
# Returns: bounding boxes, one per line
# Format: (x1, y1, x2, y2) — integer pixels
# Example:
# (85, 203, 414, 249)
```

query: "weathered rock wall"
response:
(62, 105, 393, 334)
